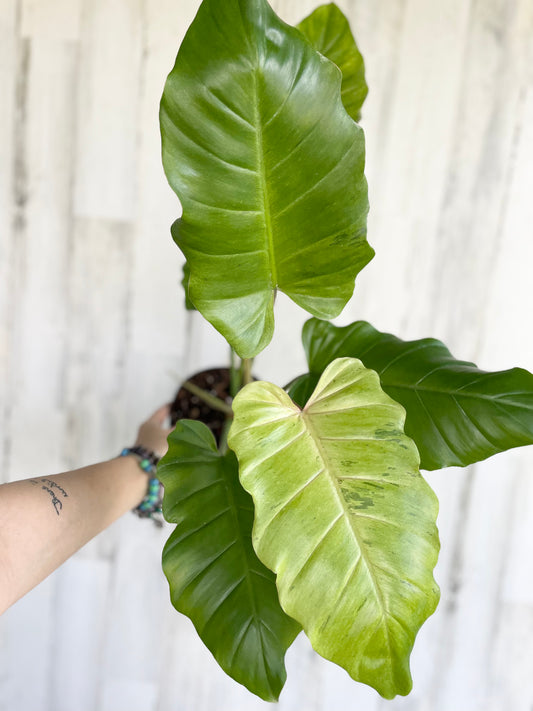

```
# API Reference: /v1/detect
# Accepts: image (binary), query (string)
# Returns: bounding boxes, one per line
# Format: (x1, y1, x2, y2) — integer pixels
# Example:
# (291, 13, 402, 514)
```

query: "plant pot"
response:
(170, 367, 232, 445)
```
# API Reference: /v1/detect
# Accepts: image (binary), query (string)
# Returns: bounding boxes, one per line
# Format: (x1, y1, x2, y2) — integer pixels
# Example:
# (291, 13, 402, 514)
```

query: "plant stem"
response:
(218, 416, 232, 455)
(242, 358, 253, 385)
(229, 346, 240, 398)
(181, 380, 233, 415)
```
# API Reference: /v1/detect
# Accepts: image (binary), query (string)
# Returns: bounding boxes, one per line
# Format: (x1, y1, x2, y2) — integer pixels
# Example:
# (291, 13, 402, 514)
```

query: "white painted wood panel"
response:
(49, 557, 112, 711)
(1, 0, 532, 709)
(6, 39, 77, 479)
(21, 0, 81, 41)
(73, 0, 143, 221)
(0, 576, 56, 711)
(0, 0, 17, 480)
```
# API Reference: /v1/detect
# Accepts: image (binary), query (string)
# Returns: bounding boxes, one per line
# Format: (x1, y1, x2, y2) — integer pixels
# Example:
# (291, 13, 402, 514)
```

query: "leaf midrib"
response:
(300, 409, 394, 657)
(221, 454, 273, 689)
(382, 379, 533, 409)
(253, 68, 277, 289)
(309, 325, 533, 409)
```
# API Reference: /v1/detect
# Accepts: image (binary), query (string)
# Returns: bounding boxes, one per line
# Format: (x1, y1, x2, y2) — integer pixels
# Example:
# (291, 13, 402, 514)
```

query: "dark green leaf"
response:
(297, 3, 368, 122)
(290, 318, 533, 470)
(160, 0, 372, 358)
(284, 372, 319, 407)
(158, 420, 300, 701)
(229, 358, 440, 699)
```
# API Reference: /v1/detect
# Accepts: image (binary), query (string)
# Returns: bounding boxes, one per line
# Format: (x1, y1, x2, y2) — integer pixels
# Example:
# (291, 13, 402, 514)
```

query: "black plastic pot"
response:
(169, 367, 232, 445)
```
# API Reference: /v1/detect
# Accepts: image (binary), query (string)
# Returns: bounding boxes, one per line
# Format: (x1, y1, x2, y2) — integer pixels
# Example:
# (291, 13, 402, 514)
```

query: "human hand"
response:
(135, 405, 173, 459)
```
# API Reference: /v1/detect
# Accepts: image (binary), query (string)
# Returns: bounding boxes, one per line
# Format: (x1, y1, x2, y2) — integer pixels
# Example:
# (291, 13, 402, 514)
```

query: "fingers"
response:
(136, 404, 174, 457)
(149, 404, 172, 426)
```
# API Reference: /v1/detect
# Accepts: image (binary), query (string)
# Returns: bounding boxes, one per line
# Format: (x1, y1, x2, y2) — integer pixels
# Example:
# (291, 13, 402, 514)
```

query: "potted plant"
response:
(155, 0, 533, 702)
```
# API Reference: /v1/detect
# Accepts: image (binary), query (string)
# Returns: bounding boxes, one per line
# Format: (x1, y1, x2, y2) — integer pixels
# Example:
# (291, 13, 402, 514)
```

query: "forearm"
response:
(0, 456, 149, 614)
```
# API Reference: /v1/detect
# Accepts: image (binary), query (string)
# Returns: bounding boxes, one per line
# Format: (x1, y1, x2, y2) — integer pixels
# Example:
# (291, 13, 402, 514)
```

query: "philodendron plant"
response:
(157, 0, 533, 702)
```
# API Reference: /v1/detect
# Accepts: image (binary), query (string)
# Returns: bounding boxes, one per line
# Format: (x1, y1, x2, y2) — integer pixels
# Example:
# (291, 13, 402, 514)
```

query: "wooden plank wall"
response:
(1, 0, 532, 709)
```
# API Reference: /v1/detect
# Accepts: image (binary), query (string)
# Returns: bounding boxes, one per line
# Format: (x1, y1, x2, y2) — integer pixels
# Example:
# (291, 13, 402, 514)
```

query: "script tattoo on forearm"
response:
(29, 478, 69, 516)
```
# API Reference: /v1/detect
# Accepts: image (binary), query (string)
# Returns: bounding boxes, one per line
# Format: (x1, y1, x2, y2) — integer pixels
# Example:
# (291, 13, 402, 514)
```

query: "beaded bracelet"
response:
(119, 446, 164, 524)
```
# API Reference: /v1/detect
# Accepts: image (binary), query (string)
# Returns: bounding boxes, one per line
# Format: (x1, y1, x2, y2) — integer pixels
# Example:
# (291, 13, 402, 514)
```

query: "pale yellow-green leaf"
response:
(228, 357, 440, 699)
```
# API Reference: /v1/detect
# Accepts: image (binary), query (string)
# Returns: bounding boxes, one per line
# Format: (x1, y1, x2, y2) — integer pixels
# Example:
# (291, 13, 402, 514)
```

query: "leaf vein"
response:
(179, 539, 238, 596)
(413, 390, 456, 458)
(263, 467, 326, 533)
(450, 394, 501, 450)
(169, 507, 231, 547)
(198, 576, 247, 634)
(263, 56, 306, 129)
(379, 342, 437, 378)
(173, 479, 225, 507)
(284, 512, 343, 591)
(274, 137, 358, 220)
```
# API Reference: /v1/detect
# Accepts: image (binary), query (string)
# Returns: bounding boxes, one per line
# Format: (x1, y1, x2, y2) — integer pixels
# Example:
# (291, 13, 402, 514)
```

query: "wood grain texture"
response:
(0, 0, 18, 484)
(1, 0, 533, 708)
(7, 39, 77, 479)
(21, 0, 81, 40)
(49, 558, 112, 711)
(73, 0, 142, 220)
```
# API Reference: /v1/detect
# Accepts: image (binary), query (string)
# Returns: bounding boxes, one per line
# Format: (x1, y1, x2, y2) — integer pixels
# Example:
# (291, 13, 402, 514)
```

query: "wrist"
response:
(120, 446, 159, 474)
(113, 455, 151, 501)
(118, 447, 164, 523)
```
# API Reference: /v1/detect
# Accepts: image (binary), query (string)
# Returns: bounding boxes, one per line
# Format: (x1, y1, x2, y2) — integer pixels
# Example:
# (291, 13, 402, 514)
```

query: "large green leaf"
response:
(228, 358, 440, 699)
(289, 318, 533, 470)
(158, 420, 300, 701)
(297, 4, 368, 122)
(160, 0, 372, 358)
